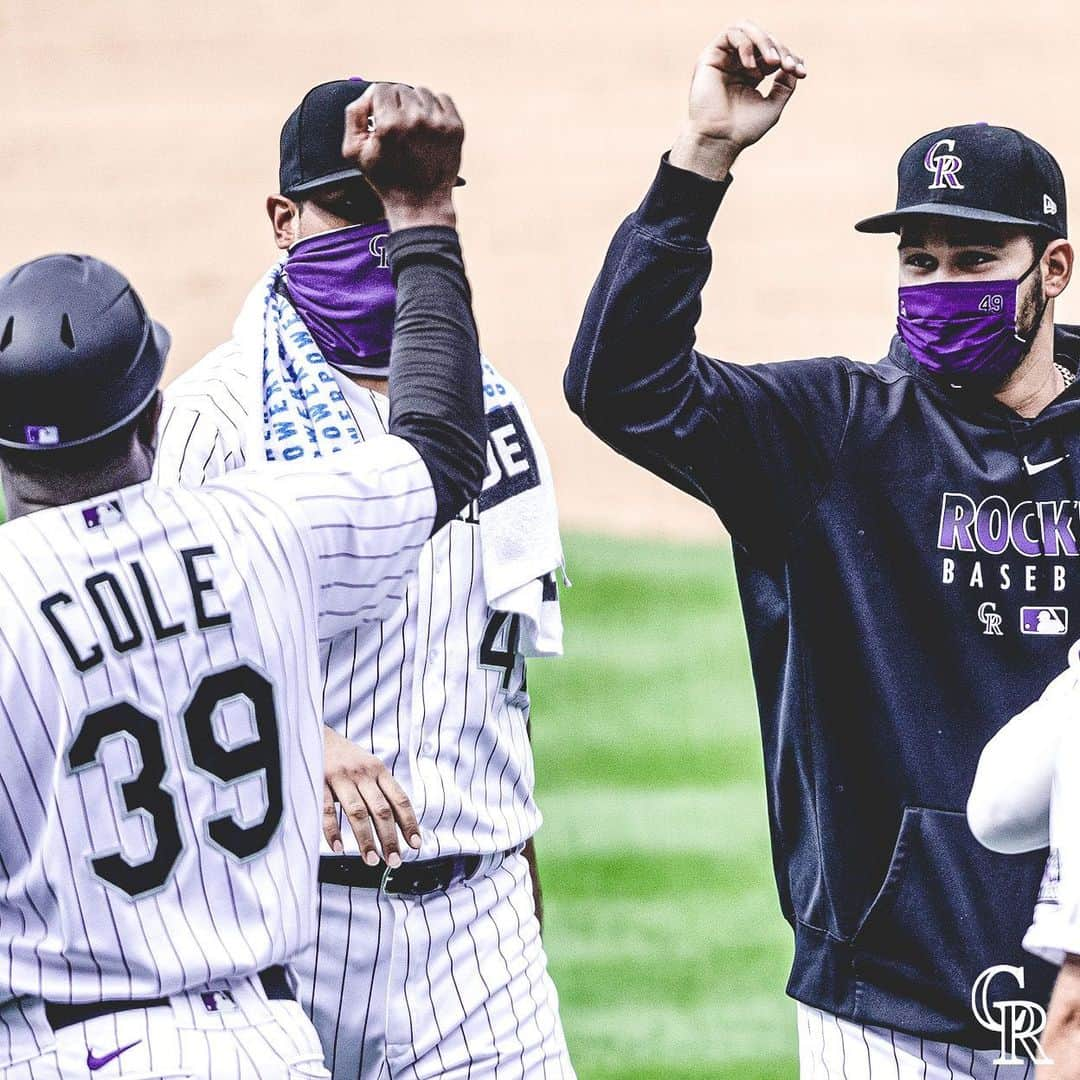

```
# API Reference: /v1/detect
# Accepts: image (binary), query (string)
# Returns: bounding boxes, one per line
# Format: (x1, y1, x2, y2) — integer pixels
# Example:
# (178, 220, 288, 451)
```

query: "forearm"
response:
(968, 679, 1068, 854)
(565, 156, 729, 418)
(565, 18, 811, 525)
(563, 157, 733, 500)
(968, 725, 1052, 854)
(568, 13, 803, 430)
(386, 226, 486, 531)
(1042, 956, 1080, 1077)
(669, 130, 741, 182)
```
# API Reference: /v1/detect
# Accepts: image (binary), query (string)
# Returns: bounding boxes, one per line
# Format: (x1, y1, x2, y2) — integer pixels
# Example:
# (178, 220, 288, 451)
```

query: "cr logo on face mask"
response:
(368, 233, 390, 270)
(924, 138, 965, 191)
(971, 965, 1051, 1066)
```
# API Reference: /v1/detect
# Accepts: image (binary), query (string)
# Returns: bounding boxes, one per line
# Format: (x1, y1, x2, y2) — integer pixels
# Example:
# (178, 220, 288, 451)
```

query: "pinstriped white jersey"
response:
(155, 342, 542, 859)
(0, 436, 434, 1003)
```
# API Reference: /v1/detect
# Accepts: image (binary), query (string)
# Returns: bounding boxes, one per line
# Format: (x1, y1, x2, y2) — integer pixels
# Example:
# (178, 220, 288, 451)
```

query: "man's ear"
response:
(268, 194, 301, 250)
(1043, 238, 1074, 299)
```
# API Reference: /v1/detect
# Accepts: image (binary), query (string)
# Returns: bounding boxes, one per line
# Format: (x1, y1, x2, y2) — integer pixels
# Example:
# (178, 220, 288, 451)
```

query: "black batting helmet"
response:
(0, 254, 170, 451)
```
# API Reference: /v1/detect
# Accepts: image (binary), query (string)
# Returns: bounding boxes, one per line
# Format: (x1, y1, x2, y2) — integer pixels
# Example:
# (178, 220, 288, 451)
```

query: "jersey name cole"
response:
(40, 544, 232, 674)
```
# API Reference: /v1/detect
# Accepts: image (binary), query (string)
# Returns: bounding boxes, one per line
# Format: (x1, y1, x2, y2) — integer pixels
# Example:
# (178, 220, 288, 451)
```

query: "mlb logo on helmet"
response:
(924, 139, 965, 190)
(24, 425, 59, 446)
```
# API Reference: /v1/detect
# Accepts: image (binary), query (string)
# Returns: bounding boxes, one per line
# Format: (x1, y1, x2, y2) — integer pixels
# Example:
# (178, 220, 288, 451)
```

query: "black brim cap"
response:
(279, 78, 465, 198)
(855, 203, 1063, 234)
(855, 123, 1067, 239)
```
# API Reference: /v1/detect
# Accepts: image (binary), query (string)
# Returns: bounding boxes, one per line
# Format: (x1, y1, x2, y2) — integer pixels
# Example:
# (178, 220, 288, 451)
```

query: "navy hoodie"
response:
(564, 156, 1080, 1047)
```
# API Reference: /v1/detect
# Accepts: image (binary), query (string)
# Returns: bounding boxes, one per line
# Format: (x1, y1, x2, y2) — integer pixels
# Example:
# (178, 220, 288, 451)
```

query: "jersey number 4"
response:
(479, 612, 528, 707)
(66, 663, 283, 899)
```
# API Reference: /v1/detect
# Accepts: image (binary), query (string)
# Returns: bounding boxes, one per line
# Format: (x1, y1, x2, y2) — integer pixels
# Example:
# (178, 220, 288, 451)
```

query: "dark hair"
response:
(1030, 230, 1054, 258)
(302, 180, 384, 226)
(0, 396, 157, 481)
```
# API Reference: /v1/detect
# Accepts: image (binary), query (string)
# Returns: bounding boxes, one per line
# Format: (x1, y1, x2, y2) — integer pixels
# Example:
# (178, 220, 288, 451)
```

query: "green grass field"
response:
(531, 533, 798, 1079)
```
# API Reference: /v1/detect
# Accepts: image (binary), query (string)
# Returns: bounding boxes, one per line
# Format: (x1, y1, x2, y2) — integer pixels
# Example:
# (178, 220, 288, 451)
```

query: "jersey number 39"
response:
(66, 662, 283, 899)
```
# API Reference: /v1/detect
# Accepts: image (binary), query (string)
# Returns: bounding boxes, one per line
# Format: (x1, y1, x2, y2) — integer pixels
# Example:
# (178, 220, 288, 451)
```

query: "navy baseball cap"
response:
(855, 123, 1067, 239)
(279, 78, 465, 197)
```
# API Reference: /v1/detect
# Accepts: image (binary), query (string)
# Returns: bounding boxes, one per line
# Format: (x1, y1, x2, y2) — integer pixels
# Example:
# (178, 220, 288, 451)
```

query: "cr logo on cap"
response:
(925, 138, 965, 191)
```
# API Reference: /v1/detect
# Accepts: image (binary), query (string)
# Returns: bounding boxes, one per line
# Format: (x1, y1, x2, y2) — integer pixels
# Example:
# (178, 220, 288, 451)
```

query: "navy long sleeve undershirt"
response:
(385, 225, 486, 532)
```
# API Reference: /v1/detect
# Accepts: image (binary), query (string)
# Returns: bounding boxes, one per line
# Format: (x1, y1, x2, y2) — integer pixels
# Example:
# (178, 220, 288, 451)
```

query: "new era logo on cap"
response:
(1045, 194, 1058, 215)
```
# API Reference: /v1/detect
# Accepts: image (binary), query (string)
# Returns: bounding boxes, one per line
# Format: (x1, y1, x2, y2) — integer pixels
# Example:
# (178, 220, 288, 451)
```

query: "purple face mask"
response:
(284, 220, 394, 376)
(897, 259, 1045, 387)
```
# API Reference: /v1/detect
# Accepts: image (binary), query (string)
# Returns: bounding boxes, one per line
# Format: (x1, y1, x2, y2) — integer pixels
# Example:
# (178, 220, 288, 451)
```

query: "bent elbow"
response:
(460, 436, 488, 501)
(564, 320, 620, 427)
(563, 353, 621, 437)
(563, 358, 589, 421)
(966, 786, 1044, 855)
(965, 792, 1008, 853)
(449, 434, 489, 516)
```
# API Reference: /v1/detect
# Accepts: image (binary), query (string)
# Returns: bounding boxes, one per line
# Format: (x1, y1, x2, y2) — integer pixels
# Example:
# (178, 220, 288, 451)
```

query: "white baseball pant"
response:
(0, 998, 58, 1079)
(294, 850, 574, 1079)
(4, 973, 330, 1079)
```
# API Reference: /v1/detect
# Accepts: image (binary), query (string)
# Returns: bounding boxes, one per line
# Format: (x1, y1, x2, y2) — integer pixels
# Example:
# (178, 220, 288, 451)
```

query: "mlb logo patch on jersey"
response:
(200, 988, 239, 1014)
(1021, 606, 1069, 635)
(82, 498, 124, 530)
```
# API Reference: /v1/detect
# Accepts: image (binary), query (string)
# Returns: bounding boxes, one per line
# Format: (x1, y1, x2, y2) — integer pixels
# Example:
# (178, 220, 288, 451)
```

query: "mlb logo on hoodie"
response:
(1021, 606, 1069, 635)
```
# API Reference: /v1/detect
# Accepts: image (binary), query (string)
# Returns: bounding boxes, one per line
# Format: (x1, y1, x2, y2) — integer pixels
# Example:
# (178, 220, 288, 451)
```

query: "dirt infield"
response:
(3, 0, 1077, 537)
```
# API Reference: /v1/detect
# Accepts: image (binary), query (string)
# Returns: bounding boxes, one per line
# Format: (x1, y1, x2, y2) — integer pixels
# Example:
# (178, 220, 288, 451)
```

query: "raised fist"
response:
(343, 83, 464, 229)
(671, 19, 806, 180)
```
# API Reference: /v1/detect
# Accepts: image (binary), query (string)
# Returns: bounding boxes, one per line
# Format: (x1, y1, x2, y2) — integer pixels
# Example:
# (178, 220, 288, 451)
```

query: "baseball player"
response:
(154, 79, 573, 1079)
(0, 83, 486, 1079)
(565, 16, 1080, 1077)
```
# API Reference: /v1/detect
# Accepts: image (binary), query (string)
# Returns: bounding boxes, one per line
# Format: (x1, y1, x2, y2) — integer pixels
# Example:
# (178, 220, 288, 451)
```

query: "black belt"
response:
(43, 965, 292, 1031)
(319, 851, 515, 895)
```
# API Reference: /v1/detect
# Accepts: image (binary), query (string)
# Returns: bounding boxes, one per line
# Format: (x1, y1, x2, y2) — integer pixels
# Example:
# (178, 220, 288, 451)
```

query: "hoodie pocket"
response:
(851, 806, 1049, 1019)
